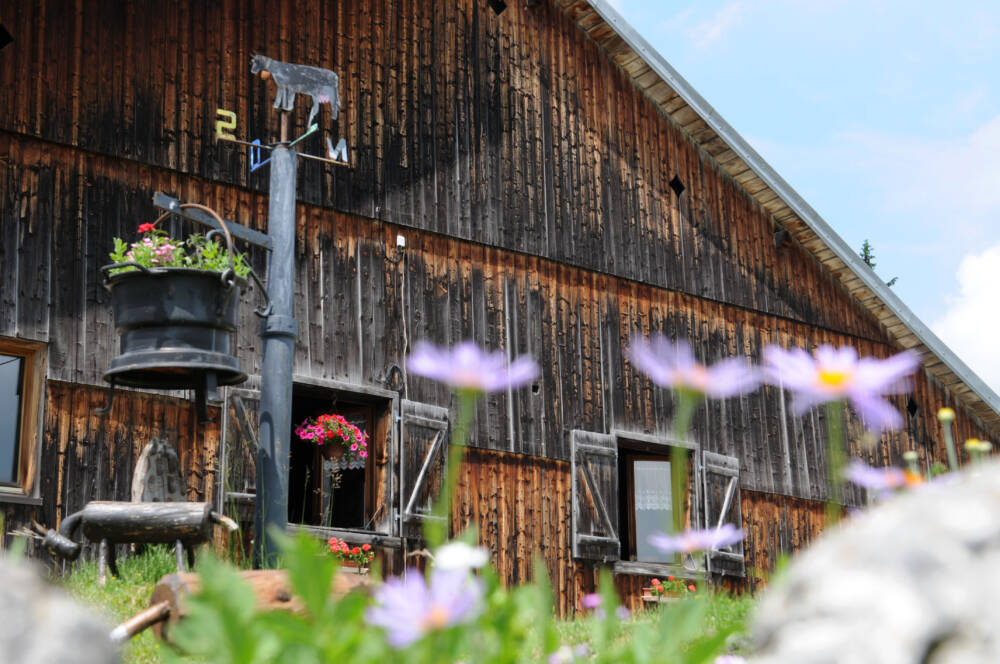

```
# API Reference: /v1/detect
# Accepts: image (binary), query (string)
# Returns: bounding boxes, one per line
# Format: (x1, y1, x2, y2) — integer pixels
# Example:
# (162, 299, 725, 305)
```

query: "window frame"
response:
(611, 430, 701, 578)
(286, 376, 398, 537)
(0, 336, 45, 504)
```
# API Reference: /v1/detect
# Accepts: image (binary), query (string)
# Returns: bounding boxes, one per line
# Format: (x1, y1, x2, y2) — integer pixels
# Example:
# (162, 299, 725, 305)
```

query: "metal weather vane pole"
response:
(245, 54, 346, 567)
(254, 135, 297, 567)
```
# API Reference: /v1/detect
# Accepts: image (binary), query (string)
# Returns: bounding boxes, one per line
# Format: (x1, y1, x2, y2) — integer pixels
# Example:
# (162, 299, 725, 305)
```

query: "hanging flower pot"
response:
(295, 413, 369, 465)
(101, 211, 253, 418)
(103, 267, 247, 390)
(320, 443, 347, 462)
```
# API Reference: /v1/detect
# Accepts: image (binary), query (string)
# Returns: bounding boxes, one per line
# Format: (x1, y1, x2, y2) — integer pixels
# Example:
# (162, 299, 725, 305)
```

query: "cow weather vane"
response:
(215, 54, 351, 171)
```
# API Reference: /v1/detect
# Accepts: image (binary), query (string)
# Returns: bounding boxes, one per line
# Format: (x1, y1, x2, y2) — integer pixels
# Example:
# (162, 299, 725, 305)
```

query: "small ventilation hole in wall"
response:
(669, 175, 685, 198)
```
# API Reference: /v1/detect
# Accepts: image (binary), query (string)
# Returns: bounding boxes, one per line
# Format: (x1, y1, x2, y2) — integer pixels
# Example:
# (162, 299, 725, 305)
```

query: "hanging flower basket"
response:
(101, 213, 253, 399)
(295, 414, 369, 465)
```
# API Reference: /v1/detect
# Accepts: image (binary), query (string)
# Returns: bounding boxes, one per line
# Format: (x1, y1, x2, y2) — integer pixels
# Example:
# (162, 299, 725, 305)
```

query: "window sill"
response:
(0, 491, 43, 507)
(612, 560, 704, 581)
(286, 523, 402, 549)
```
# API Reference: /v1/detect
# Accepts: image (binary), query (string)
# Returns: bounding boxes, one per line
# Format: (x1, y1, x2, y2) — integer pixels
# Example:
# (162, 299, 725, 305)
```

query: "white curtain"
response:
(634, 460, 672, 511)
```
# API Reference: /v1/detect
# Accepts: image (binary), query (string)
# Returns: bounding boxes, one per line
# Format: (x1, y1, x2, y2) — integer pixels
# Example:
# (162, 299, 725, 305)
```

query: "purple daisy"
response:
(365, 568, 484, 648)
(648, 523, 745, 555)
(763, 344, 919, 430)
(843, 458, 906, 491)
(629, 336, 759, 398)
(406, 340, 540, 393)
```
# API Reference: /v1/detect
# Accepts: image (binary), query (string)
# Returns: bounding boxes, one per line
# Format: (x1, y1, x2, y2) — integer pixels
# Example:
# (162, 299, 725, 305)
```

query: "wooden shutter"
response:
(701, 450, 745, 577)
(219, 388, 260, 525)
(399, 400, 449, 539)
(571, 430, 620, 562)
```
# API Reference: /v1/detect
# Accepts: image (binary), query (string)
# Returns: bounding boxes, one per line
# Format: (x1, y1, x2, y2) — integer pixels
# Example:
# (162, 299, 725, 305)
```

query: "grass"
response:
(59, 546, 758, 663)
(59, 546, 178, 664)
(555, 591, 756, 657)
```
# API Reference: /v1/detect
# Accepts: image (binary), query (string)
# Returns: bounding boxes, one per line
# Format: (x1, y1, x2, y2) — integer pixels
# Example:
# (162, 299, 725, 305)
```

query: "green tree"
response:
(859, 239, 876, 269)
(859, 239, 898, 287)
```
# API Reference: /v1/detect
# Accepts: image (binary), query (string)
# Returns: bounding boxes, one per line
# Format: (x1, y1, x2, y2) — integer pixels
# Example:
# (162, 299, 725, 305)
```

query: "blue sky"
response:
(608, 0, 1000, 392)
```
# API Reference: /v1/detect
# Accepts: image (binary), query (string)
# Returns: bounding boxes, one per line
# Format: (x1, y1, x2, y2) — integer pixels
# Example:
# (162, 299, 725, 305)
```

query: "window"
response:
(0, 337, 45, 499)
(219, 378, 450, 559)
(570, 428, 745, 577)
(619, 450, 689, 564)
(287, 382, 392, 531)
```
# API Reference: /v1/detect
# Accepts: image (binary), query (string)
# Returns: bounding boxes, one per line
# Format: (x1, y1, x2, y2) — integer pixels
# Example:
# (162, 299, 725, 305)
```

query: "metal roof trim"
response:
(583, 0, 1000, 417)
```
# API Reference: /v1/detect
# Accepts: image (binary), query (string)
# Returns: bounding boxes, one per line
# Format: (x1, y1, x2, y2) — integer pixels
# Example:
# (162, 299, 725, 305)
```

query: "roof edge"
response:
(584, 0, 1000, 417)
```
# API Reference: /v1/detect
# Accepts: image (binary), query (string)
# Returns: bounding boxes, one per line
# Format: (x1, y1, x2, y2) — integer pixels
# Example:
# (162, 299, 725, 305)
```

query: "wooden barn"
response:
(2, 0, 999, 615)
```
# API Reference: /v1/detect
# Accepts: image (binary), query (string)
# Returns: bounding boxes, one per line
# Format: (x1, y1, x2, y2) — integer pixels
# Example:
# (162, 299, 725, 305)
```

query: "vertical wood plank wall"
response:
(1, 0, 998, 605)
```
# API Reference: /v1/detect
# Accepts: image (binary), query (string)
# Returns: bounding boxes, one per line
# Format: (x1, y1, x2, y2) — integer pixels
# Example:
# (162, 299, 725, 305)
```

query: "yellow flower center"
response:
(817, 369, 851, 388)
(423, 605, 451, 631)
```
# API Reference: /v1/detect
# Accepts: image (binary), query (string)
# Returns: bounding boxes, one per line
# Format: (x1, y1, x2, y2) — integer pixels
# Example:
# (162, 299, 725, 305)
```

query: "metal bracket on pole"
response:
(152, 192, 273, 251)
(260, 315, 298, 338)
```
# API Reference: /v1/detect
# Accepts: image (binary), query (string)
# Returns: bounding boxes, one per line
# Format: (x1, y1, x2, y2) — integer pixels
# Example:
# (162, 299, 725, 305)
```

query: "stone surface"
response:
(0, 557, 117, 663)
(750, 462, 1000, 663)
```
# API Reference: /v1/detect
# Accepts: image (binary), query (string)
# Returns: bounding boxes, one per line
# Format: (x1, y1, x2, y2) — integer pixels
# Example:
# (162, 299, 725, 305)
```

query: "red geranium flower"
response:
(687, 584, 696, 592)
(137, 223, 157, 233)
(362, 543, 372, 552)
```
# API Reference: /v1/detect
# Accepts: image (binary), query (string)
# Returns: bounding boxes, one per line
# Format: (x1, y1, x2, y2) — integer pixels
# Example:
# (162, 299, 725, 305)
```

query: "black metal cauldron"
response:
(101, 266, 247, 419)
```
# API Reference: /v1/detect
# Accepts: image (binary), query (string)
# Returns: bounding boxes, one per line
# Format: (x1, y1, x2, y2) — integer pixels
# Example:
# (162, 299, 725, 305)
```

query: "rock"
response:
(750, 462, 1000, 663)
(0, 557, 117, 663)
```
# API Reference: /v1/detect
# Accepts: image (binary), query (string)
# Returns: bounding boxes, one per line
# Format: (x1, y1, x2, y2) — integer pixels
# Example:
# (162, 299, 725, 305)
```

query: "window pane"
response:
(0, 354, 23, 485)
(634, 460, 672, 563)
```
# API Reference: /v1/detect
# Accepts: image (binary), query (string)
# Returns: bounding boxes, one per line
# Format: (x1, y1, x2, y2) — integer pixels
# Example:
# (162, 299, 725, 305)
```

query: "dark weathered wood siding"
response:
(3, 0, 883, 340)
(1, 0, 997, 599)
(1, 381, 218, 555)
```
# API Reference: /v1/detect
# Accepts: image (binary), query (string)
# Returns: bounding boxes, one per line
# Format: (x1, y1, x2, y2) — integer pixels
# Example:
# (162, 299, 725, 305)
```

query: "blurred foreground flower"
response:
(649, 523, 744, 555)
(434, 541, 489, 571)
(548, 644, 590, 664)
(407, 340, 539, 393)
(714, 656, 747, 664)
(763, 345, 918, 430)
(366, 568, 484, 648)
(629, 336, 759, 398)
(843, 459, 907, 492)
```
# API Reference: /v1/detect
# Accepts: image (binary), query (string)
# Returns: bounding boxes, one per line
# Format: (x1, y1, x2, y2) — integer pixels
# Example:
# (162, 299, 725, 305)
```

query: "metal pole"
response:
(254, 143, 297, 567)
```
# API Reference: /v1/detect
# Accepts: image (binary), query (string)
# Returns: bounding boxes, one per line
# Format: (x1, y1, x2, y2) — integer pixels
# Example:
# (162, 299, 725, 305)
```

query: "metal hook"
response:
(247, 267, 272, 318)
(179, 203, 238, 273)
(94, 378, 116, 415)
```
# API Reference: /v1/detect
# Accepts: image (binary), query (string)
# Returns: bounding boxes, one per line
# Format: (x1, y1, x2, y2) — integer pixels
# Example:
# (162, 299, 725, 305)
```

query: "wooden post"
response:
(148, 569, 372, 641)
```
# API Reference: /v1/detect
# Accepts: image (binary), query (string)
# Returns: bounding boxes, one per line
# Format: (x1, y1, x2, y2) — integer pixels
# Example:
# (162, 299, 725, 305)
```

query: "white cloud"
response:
(932, 243, 1000, 395)
(688, 1, 748, 50)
